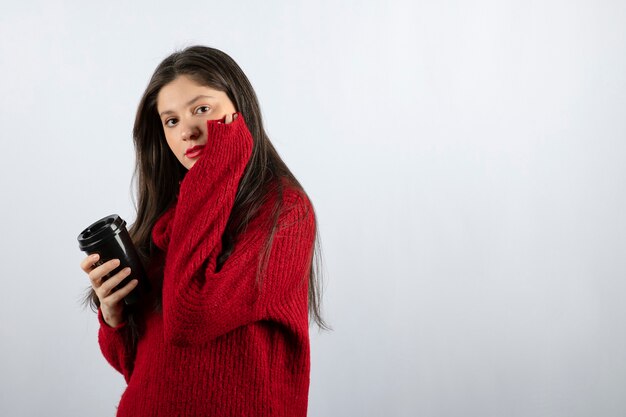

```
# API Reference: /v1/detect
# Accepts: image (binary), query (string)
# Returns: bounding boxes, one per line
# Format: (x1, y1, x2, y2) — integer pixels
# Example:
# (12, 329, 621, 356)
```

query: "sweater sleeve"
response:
(97, 307, 134, 384)
(158, 114, 315, 346)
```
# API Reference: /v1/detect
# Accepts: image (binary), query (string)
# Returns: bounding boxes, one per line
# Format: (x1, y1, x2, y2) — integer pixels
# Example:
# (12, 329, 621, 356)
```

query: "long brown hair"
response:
(82, 45, 330, 351)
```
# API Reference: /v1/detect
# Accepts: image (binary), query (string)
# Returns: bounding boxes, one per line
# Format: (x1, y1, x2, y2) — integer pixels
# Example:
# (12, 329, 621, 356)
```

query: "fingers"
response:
(100, 278, 139, 308)
(81, 254, 138, 311)
(97, 266, 131, 295)
(87, 258, 118, 286)
(80, 253, 100, 273)
(222, 112, 238, 124)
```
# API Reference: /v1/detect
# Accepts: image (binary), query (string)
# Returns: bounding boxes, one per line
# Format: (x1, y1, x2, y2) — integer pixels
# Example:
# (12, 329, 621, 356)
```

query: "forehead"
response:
(156, 75, 225, 109)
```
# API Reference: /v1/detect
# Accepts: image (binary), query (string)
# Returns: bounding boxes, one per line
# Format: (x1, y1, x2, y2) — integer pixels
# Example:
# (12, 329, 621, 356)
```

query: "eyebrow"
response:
(159, 95, 216, 117)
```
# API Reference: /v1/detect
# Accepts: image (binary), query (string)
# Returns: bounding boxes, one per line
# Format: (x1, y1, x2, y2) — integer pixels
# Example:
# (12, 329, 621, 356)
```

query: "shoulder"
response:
(282, 185, 310, 210)
(278, 176, 311, 206)
(245, 177, 315, 237)
(277, 181, 315, 231)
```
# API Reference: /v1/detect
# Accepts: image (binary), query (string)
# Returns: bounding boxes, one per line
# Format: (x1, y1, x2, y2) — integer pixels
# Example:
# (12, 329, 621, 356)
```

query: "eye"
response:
(195, 105, 211, 114)
(164, 118, 178, 127)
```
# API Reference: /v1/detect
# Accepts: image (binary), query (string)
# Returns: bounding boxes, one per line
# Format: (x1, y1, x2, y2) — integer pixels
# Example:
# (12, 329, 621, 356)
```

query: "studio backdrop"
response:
(1, 1, 625, 416)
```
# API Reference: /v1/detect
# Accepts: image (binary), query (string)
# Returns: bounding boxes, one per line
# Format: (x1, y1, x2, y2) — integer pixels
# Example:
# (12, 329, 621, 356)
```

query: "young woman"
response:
(79, 45, 329, 416)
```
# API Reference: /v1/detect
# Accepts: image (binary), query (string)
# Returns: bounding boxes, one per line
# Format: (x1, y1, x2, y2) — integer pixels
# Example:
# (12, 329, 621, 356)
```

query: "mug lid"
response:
(77, 214, 126, 250)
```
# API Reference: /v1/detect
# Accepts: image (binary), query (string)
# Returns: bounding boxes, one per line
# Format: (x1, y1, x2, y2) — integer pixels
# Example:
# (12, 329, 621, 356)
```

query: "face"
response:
(156, 75, 237, 170)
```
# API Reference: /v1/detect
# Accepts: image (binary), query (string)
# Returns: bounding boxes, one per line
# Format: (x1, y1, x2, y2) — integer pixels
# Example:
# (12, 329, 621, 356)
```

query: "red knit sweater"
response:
(96, 114, 315, 416)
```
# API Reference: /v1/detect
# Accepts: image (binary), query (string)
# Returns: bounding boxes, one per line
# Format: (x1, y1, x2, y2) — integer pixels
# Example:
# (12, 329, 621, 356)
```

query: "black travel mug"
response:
(77, 214, 151, 305)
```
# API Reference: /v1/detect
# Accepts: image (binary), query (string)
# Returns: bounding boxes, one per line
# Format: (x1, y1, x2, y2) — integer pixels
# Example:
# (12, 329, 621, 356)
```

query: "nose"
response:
(180, 120, 201, 142)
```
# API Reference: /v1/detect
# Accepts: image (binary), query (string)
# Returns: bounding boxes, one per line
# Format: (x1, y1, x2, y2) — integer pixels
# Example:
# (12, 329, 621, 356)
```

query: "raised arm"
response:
(152, 114, 315, 346)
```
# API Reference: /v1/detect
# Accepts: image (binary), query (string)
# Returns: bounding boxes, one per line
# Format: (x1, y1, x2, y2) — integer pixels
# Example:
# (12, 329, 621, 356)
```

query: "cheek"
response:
(164, 135, 178, 154)
(206, 107, 224, 120)
(208, 103, 235, 120)
(221, 102, 236, 114)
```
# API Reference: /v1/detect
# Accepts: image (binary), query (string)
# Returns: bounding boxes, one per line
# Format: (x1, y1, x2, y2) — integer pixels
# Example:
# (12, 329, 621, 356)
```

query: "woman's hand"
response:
(219, 112, 238, 124)
(80, 254, 138, 327)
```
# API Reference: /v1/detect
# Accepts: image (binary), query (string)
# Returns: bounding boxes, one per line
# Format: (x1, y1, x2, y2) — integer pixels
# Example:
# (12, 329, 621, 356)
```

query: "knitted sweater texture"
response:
(96, 114, 315, 416)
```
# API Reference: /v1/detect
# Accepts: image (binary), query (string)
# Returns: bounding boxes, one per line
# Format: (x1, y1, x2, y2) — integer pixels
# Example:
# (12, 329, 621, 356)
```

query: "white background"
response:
(1, 1, 625, 416)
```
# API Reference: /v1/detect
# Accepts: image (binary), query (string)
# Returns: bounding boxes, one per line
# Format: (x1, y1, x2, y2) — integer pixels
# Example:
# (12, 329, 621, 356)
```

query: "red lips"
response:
(185, 145, 206, 158)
